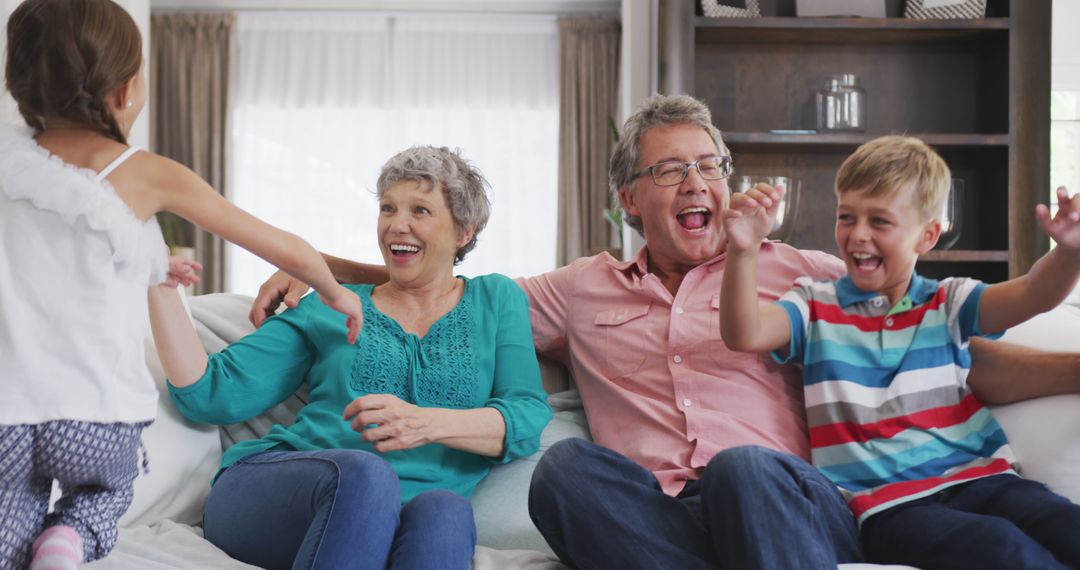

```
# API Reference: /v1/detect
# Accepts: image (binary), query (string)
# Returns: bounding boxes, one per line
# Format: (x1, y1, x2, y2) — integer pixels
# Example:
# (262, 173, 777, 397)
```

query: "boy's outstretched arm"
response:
(979, 187, 1080, 333)
(719, 184, 793, 353)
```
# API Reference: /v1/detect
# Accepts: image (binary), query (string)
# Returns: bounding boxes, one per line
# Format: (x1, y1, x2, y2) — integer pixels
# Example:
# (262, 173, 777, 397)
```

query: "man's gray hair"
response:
(376, 146, 491, 264)
(609, 94, 727, 235)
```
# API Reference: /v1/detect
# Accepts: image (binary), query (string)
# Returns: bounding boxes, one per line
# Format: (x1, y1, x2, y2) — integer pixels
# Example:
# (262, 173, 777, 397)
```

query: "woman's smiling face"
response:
(378, 180, 469, 287)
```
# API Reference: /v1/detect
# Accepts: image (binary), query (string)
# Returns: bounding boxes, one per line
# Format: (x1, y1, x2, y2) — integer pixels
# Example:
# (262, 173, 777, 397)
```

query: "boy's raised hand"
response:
(319, 285, 364, 344)
(721, 183, 785, 253)
(1036, 186, 1080, 253)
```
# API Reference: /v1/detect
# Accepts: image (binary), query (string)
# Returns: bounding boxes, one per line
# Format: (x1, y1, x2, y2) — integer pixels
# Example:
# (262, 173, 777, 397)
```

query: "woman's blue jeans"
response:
(528, 439, 862, 570)
(203, 449, 476, 570)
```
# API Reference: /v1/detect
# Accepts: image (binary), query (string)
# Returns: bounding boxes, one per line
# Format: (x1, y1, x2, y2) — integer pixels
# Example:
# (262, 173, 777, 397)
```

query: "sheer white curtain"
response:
(227, 11, 559, 295)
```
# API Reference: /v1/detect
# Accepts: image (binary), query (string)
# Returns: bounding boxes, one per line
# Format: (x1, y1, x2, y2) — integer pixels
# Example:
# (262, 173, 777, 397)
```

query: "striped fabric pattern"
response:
(903, 0, 987, 19)
(774, 274, 1018, 523)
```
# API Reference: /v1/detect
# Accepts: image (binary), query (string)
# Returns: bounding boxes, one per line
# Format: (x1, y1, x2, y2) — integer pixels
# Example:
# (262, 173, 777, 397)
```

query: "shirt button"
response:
(673, 355, 683, 364)
(873, 298, 884, 307)
(885, 318, 894, 327)
(675, 307, 685, 315)
(683, 398, 692, 407)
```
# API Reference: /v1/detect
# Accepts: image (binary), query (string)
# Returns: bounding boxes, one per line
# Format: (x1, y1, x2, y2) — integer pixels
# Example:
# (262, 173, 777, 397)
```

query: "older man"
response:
(250, 94, 1080, 570)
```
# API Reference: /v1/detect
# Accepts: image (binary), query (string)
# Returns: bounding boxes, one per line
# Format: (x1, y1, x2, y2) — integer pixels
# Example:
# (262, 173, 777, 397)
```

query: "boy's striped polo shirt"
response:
(773, 273, 1018, 524)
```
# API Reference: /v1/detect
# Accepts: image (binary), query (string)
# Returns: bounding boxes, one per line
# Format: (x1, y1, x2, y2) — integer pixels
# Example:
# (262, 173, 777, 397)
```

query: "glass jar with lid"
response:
(816, 74, 867, 132)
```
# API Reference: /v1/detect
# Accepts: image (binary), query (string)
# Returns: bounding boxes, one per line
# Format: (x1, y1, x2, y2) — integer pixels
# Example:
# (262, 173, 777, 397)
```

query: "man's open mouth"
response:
(676, 206, 711, 231)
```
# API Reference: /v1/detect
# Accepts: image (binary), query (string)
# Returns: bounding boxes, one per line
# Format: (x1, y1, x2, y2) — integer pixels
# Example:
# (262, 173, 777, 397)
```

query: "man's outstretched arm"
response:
(967, 337, 1080, 405)
(249, 253, 389, 327)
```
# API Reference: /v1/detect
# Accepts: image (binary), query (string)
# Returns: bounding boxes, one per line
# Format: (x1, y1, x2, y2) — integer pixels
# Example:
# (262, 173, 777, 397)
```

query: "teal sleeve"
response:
(483, 276, 553, 464)
(168, 299, 316, 425)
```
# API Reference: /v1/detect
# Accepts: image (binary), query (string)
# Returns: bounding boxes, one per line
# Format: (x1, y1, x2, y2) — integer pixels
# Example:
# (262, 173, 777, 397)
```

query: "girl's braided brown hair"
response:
(5, 0, 141, 144)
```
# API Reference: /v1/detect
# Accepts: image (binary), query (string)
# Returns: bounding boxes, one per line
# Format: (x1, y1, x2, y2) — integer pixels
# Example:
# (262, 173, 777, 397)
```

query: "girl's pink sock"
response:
(30, 525, 84, 570)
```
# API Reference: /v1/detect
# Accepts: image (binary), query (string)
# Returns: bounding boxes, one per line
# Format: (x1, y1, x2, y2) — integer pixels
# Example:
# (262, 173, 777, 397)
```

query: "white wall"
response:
(619, 0, 655, 257)
(0, 0, 19, 126)
(0, 0, 150, 147)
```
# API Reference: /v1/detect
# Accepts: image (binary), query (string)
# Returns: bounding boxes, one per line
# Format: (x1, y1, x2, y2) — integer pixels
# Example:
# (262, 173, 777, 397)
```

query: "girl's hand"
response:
(318, 285, 363, 344)
(721, 183, 785, 254)
(344, 394, 434, 452)
(163, 256, 203, 288)
(1038, 186, 1080, 254)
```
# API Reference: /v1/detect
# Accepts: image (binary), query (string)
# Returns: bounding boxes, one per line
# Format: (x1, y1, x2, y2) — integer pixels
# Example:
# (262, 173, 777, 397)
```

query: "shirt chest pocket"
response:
(594, 305, 651, 379)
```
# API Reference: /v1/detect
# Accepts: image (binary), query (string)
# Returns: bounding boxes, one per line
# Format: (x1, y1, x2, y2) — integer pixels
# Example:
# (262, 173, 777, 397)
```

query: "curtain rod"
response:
(150, 1, 619, 15)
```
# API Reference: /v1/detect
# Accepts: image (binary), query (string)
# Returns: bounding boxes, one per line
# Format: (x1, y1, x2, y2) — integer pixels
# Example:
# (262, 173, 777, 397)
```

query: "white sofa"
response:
(85, 294, 1080, 570)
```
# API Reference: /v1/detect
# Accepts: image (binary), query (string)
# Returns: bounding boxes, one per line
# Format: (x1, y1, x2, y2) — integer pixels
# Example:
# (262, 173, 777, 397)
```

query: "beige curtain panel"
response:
(557, 17, 621, 265)
(151, 13, 235, 294)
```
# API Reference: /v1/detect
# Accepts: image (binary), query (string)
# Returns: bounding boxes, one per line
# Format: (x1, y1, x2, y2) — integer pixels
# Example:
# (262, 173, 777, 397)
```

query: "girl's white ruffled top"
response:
(0, 123, 168, 425)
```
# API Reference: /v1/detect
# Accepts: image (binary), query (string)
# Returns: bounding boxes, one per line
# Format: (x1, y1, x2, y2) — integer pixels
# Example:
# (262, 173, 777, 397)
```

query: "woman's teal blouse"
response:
(168, 274, 552, 502)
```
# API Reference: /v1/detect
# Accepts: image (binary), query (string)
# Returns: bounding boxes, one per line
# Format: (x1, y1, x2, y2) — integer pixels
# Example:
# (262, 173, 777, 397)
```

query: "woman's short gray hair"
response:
(609, 94, 727, 235)
(376, 146, 491, 264)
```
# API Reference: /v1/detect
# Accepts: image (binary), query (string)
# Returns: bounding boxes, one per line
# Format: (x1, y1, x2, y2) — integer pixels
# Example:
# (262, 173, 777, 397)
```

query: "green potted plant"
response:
(157, 212, 195, 261)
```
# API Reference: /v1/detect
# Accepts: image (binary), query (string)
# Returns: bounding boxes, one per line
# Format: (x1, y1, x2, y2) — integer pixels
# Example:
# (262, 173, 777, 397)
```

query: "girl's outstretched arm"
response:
(147, 155, 362, 342)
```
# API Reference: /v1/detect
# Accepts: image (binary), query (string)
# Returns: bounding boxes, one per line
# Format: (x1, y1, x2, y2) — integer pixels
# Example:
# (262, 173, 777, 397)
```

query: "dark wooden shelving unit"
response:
(722, 132, 1010, 151)
(662, 0, 1050, 283)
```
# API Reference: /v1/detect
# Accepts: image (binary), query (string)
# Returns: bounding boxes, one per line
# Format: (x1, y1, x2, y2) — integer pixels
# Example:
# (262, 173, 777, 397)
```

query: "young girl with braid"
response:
(0, 1, 362, 567)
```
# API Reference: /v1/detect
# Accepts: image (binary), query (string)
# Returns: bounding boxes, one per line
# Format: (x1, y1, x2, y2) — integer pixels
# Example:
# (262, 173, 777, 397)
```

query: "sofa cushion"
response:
(120, 293, 222, 528)
(178, 293, 587, 554)
(472, 389, 590, 554)
(990, 303, 1080, 503)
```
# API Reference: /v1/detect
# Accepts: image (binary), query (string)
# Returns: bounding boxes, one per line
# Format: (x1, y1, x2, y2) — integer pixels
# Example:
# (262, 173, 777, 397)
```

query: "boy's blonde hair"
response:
(835, 135, 951, 222)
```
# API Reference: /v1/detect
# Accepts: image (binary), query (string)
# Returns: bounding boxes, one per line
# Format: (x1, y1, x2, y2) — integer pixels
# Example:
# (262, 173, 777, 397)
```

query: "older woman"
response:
(148, 146, 552, 570)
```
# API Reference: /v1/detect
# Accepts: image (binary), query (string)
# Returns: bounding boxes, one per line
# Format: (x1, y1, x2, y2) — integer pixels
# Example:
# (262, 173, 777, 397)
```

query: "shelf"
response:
(694, 17, 1009, 44)
(721, 132, 1010, 153)
(919, 250, 1009, 262)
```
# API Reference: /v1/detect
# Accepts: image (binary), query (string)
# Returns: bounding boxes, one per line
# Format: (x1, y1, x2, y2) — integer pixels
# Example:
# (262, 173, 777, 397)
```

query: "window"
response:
(1050, 91, 1080, 219)
(226, 12, 559, 295)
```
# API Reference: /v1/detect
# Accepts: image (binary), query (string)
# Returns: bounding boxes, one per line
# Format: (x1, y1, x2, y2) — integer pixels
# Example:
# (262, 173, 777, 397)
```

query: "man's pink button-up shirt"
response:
(517, 242, 845, 496)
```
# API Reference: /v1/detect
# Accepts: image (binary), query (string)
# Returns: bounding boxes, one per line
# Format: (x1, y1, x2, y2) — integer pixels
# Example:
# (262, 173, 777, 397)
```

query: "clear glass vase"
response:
(816, 74, 867, 132)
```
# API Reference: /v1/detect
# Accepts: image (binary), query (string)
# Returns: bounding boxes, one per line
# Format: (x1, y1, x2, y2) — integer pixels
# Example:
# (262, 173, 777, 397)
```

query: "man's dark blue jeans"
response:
(528, 438, 862, 570)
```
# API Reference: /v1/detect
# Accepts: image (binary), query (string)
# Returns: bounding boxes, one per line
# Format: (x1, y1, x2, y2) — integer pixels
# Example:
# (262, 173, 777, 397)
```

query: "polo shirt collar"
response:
(834, 272, 937, 308)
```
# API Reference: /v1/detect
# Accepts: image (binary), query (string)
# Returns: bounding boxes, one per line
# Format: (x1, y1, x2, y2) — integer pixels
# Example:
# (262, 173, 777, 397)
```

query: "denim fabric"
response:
(388, 490, 475, 570)
(203, 449, 475, 570)
(528, 439, 861, 570)
(862, 474, 1080, 569)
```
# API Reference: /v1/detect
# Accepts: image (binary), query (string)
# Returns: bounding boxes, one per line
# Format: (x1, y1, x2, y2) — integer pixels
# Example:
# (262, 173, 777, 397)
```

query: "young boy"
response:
(718, 135, 1080, 569)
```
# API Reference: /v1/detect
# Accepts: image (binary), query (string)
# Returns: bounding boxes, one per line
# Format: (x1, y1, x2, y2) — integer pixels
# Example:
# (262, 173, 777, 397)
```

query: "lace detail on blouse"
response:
(349, 288, 479, 408)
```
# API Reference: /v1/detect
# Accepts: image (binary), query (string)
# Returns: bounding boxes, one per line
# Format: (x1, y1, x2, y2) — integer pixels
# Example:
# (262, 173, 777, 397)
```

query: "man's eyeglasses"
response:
(629, 155, 734, 187)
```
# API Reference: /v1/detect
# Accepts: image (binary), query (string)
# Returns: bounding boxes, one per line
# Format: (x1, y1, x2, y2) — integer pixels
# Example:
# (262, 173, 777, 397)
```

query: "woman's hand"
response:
(344, 394, 434, 452)
(164, 256, 203, 288)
